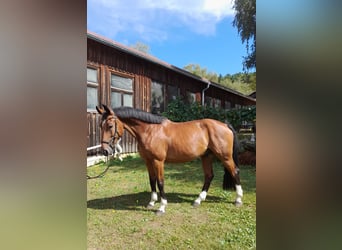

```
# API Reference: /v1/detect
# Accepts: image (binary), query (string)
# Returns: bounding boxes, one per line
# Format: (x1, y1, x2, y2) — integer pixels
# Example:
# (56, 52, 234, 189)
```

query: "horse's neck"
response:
(120, 118, 144, 138)
(123, 124, 136, 137)
(121, 118, 160, 141)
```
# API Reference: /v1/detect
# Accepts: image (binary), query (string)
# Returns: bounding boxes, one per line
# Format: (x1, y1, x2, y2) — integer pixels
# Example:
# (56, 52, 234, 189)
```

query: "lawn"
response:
(87, 155, 256, 249)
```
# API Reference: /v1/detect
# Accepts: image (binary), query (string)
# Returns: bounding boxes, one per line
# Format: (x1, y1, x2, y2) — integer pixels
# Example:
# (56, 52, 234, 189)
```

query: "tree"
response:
(183, 64, 219, 82)
(232, 0, 256, 71)
(130, 41, 150, 54)
(183, 64, 256, 95)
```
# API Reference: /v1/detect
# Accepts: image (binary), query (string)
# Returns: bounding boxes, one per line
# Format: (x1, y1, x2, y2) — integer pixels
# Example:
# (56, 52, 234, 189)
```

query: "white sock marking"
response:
(158, 198, 167, 213)
(235, 185, 243, 203)
(148, 192, 158, 207)
(194, 191, 207, 204)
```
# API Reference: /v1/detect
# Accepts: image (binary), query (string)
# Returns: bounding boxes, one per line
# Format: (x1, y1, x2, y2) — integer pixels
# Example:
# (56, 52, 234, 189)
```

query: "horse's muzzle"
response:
(102, 146, 113, 156)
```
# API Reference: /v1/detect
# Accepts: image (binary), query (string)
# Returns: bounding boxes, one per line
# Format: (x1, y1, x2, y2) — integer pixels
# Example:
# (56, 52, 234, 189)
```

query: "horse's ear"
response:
(96, 105, 104, 114)
(102, 104, 114, 115)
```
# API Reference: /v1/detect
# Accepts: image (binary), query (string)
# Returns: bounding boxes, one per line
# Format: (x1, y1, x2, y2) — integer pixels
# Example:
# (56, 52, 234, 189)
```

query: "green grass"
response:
(87, 155, 256, 249)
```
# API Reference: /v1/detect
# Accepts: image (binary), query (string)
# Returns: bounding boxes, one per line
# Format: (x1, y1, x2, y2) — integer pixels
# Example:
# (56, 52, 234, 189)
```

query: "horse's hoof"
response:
(235, 201, 243, 207)
(155, 210, 165, 216)
(192, 201, 200, 208)
(146, 204, 154, 210)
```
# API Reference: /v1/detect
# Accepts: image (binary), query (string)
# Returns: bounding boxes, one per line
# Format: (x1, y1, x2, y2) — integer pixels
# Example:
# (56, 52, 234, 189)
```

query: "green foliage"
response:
(162, 98, 256, 129)
(232, 0, 256, 70)
(183, 64, 256, 95)
(130, 41, 150, 54)
(183, 64, 219, 82)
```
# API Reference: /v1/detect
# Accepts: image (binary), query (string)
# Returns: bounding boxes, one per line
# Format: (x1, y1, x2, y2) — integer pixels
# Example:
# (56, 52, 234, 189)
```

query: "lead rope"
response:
(86, 155, 111, 180)
(87, 139, 123, 179)
(87, 136, 117, 179)
(87, 117, 123, 179)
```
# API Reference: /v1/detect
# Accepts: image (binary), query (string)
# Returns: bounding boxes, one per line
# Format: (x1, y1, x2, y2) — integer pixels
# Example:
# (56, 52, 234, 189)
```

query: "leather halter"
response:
(101, 117, 120, 147)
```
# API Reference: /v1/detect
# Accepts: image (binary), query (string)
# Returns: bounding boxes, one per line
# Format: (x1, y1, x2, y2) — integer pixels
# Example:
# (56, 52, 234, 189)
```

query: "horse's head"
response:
(96, 104, 124, 156)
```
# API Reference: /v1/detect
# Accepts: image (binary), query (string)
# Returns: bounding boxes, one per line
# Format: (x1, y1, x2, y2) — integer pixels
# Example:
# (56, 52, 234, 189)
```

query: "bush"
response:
(162, 98, 256, 130)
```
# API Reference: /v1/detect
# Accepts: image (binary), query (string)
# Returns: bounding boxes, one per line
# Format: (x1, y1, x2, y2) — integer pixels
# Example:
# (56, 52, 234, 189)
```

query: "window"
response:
(225, 101, 231, 110)
(205, 96, 213, 107)
(111, 74, 133, 91)
(214, 98, 221, 108)
(87, 67, 98, 110)
(111, 92, 121, 107)
(110, 73, 133, 108)
(151, 81, 164, 114)
(167, 85, 178, 103)
(186, 91, 196, 103)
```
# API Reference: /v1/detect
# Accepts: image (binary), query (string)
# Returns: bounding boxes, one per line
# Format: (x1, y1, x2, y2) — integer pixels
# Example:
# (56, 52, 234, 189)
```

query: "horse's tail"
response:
(223, 124, 239, 190)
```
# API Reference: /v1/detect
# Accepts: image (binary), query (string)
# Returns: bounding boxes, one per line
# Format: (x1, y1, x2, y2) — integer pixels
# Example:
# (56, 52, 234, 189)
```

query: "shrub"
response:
(163, 98, 256, 130)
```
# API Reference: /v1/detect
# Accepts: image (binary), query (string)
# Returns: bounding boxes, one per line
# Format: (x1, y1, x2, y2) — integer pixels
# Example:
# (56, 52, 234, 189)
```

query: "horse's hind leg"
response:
(223, 159, 243, 206)
(193, 153, 215, 207)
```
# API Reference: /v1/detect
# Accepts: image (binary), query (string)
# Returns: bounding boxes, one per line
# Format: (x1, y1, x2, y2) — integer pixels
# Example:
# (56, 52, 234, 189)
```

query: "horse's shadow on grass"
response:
(87, 191, 228, 211)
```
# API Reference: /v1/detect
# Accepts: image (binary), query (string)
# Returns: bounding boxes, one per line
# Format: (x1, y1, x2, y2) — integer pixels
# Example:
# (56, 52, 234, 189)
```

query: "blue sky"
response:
(87, 0, 248, 76)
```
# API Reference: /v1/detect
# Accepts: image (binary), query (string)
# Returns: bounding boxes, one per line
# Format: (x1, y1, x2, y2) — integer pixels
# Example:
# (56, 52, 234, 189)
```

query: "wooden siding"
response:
(87, 112, 102, 156)
(121, 130, 138, 154)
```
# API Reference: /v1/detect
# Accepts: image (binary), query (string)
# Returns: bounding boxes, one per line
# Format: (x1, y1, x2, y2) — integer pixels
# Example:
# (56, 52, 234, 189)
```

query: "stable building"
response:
(87, 31, 256, 155)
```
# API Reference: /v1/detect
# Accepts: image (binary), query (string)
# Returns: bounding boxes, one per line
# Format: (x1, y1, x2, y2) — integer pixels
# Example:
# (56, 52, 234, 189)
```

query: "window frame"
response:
(205, 96, 213, 107)
(109, 70, 134, 108)
(166, 84, 179, 103)
(151, 81, 181, 114)
(224, 100, 232, 110)
(87, 66, 100, 112)
(151, 80, 166, 114)
(186, 90, 197, 104)
(214, 98, 221, 108)
(235, 104, 242, 109)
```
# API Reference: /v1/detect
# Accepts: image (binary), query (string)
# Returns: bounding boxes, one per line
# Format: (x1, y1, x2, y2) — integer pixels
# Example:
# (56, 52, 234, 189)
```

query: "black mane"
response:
(113, 107, 167, 124)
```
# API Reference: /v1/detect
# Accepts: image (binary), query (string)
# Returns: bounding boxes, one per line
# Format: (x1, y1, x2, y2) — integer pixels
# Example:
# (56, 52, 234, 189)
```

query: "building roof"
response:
(87, 31, 255, 102)
(249, 91, 256, 99)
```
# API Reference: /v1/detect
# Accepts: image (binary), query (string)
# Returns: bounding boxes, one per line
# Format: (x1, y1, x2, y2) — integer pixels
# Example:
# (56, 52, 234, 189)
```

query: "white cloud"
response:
(135, 0, 234, 20)
(202, 0, 235, 19)
(88, 0, 235, 42)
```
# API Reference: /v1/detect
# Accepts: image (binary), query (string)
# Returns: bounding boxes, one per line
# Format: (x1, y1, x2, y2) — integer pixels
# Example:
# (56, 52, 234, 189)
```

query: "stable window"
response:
(87, 67, 99, 111)
(225, 101, 231, 110)
(186, 91, 196, 103)
(151, 81, 164, 114)
(214, 98, 221, 108)
(205, 96, 213, 107)
(167, 84, 178, 103)
(110, 73, 133, 108)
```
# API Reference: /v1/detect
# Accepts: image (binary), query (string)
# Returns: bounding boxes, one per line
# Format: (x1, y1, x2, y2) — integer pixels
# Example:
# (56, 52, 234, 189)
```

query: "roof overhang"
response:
(87, 31, 256, 103)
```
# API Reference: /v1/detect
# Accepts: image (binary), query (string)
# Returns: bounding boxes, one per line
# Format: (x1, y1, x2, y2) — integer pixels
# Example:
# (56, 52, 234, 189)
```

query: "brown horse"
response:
(96, 104, 243, 215)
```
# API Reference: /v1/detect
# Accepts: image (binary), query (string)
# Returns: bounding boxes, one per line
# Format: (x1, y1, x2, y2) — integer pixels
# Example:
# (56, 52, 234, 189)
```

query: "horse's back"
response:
(162, 119, 233, 162)
(162, 120, 210, 162)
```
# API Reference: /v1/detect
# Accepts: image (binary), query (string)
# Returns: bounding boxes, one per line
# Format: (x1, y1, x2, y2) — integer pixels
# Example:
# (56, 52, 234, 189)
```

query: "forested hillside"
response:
(183, 64, 256, 95)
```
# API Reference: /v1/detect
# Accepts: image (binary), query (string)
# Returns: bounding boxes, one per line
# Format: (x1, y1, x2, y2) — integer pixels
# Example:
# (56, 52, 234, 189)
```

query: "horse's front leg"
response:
(156, 177, 167, 215)
(146, 163, 158, 209)
(154, 159, 167, 215)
